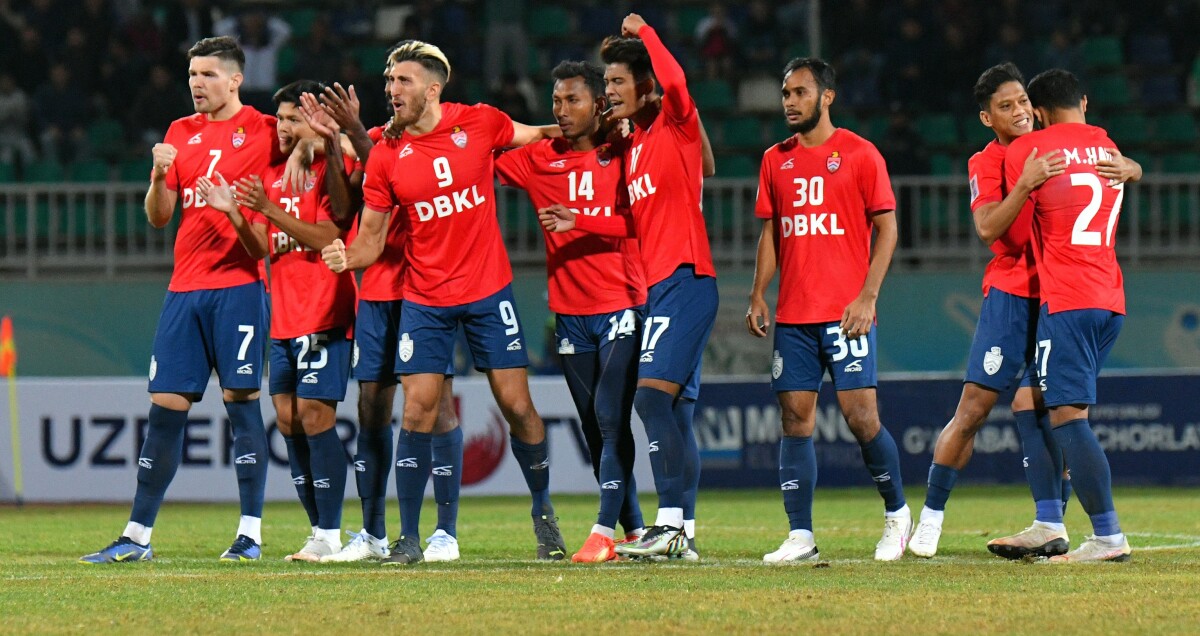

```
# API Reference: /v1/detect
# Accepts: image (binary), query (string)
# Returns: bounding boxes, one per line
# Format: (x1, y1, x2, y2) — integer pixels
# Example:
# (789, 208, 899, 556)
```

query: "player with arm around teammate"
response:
(1003, 69, 1133, 563)
(495, 60, 648, 563)
(81, 37, 277, 563)
(323, 40, 567, 565)
(746, 57, 910, 562)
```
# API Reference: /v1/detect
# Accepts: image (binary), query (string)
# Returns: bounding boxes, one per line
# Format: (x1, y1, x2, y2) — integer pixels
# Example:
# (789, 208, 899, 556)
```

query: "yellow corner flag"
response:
(2, 316, 22, 503)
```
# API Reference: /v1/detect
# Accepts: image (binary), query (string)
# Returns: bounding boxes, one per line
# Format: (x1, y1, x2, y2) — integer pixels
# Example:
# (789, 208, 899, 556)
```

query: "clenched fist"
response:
(151, 143, 178, 179)
(322, 238, 348, 273)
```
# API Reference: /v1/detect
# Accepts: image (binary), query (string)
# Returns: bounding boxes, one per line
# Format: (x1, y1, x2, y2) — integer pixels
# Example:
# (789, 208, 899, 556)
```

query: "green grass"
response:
(2, 486, 1199, 634)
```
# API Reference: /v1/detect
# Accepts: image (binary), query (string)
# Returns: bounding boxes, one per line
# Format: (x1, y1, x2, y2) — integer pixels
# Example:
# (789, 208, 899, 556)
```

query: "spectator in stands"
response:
(34, 63, 89, 165)
(836, 49, 885, 110)
(874, 110, 928, 254)
(937, 24, 980, 111)
(71, 0, 114, 53)
(695, 3, 738, 80)
(289, 12, 341, 84)
(119, 6, 164, 60)
(483, 0, 529, 92)
(163, 0, 214, 62)
(883, 17, 940, 110)
(13, 27, 50, 93)
(61, 27, 99, 95)
(741, 0, 779, 69)
(336, 56, 388, 130)
(96, 38, 147, 126)
(489, 72, 533, 124)
(825, 0, 879, 60)
(1041, 28, 1081, 72)
(983, 24, 1039, 74)
(129, 64, 190, 151)
(0, 71, 36, 167)
(22, 0, 67, 53)
(215, 8, 291, 111)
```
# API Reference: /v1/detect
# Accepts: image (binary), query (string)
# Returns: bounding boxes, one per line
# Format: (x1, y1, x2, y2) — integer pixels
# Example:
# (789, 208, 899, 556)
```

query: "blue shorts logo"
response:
(772, 350, 783, 379)
(149, 356, 157, 381)
(398, 333, 414, 363)
(983, 346, 1003, 376)
(558, 338, 575, 355)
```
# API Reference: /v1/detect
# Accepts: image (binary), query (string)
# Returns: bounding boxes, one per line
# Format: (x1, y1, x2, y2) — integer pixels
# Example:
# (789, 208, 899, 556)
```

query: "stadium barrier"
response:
(2, 373, 1197, 503)
(2, 175, 1198, 276)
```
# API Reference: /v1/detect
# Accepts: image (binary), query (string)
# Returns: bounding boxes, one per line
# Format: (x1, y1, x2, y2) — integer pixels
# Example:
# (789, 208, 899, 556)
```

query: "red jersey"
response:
(968, 140, 1038, 298)
(576, 25, 714, 287)
(161, 106, 276, 292)
(755, 129, 896, 324)
(495, 139, 646, 315)
(1005, 123, 1125, 315)
(253, 155, 357, 339)
(357, 125, 408, 301)
(361, 103, 515, 306)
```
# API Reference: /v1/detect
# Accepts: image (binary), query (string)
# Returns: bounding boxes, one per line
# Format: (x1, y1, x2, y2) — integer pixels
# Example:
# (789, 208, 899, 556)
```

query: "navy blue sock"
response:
(675, 398, 700, 522)
(510, 436, 552, 517)
(779, 435, 817, 532)
(595, 430, 625, 530)
(307, 427, 348, 531)
(633, 386, 683, 508)
(860, 427, 906, 512)
(130, 404, 189, 527)
(1016, 410, 1064, 523)
(1040, 411, 1074, 514)
(1061, 472, 1073, 515)
(1051, 419, 1121, 536)
(225, 400, 268, 518)
(283, 433, 319, 527)
(619, 474, 645, 533)
(355, 424, 392, 540)
(924, 463, 958, 512)
(432, 428, 463, 537)
(394, 429, 432, 539)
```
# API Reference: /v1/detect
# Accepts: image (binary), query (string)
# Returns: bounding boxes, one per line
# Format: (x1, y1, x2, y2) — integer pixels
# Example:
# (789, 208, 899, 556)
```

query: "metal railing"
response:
(3, 176, 1198, 278)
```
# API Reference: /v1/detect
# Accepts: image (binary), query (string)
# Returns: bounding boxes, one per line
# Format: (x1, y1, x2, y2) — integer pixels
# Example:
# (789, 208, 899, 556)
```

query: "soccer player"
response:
(1003, 69, 1132, 562)
(746, 57, 910, 562)
(301, 79, 465, 564)
(199, 80, 358, 562)
(907, 63, 1142, 559)
(495, 60, 647, 563)
(80, 37, 277, 563)
(322, 40, 567, 565)
(540, 14, 718, 560)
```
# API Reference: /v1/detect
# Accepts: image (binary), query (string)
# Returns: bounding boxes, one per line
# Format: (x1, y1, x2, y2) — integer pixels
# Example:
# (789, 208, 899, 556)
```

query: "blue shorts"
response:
(555, 306, 645, 355)
(269, 328, 353, 401)
(771, 322, 878, 392)
(398, 284, 529, 374)
(964, 289, 1040, 392)
(1035, 306, 1123, 408)
(148, 282, 268, 396)
(352, 299, 403, 383)
(640, 267, 718, 401)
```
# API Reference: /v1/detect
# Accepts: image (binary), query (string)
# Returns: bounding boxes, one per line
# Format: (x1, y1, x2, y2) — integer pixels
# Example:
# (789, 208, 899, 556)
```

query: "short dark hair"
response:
(600, 36, 652, 81)
(551, 60, 605, 100)
(187, 36, 245, 71)
(273, 80, 326, 106)
(973, 62, 1025, 111)
(1026, 68, 1084, 111)
(783, 57, 837, 93)
(387, 39, 451, 84)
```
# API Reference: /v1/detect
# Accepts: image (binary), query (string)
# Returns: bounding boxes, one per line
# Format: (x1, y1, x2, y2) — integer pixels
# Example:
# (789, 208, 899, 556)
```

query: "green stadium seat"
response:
(962, 114, 995, 147)
(675, 6, 708, 40)
(87, 119, 125, 162)
(355, 44, 391, 75)
(914, 113, 959, 147)
(277, 44, 297, 77)
(528, 6, 571, 39)
(1081, 36, 1124, 69)
(0, 162, 15, 183)
(929, 153, 961, 176)
(1086, 75, 1131, 107)
(721, 116, 764, 150)
(1107, 113, 1152, 147)
(862, 115, 890, 143)
(70, 160, 111, 183)
(119, 159, 152, 183)
(1154, 112, 1199, 144)
(283, 8, 319, 39)
(692, 79, 735, 113)
(718, 154, 758, 178)
(1161, 152, 1200, 174)
(22, 160, 64, 183)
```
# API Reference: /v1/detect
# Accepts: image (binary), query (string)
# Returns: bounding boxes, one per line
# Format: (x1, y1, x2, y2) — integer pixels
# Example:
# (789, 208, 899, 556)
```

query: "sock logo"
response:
(235, 453, 257, 465)
(138, 457, 153, 469)
(1022, 457, 1030, 468)
(396, 457, 418, 468)
(237, 363, 254, 375)
(292, 475, 307, 485)
(353, 460, 366, 472)
(529, 458, 550, 471)
(780, 479, 799, 491)
(648, 441, 659, 453)
(432, 465, 453, 476)
(312, 478, 331, 489)
(872, 471, 891, 483)
(601, 480, 621, 490)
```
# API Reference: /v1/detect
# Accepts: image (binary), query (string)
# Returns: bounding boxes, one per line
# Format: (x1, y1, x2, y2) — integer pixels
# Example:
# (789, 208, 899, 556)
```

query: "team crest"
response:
(826, 151, 841, 173)
(149, 356, 157, 381)
(398, 333, 414, 362)
(772, 350, 784, 380)
(304, 175, 317, 192)
(558, 338, 575, 355)
(596, 144, 613, 167)
(450, 126, 468, 148)
(983, 346, 1003, 376)
(232, 127, 246, 148)
(352, 343, 360, 368)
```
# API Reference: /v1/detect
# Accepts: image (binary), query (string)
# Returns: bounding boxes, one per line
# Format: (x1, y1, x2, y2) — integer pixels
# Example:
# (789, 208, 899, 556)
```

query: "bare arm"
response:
(144, 143, 178, 228)
(746, 219, 777, 337)
(323, 206, 390, 272)
(233, 176, 340, 252)
(510, 122, 562, 147)
(1096, 149, 1142, 184)
(840, 211, 897, 339)
(698, 115, 716, 177)
(975, 148, 1064, 245)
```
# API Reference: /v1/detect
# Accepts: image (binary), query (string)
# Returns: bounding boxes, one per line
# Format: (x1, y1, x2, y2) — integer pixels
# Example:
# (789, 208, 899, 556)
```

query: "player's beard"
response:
(384, 93, 428, 138)
(787, 102, 823, 134)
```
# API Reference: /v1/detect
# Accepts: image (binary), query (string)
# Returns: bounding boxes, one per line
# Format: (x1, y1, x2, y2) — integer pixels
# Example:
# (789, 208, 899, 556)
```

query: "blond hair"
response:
(383, 40, 452, 138)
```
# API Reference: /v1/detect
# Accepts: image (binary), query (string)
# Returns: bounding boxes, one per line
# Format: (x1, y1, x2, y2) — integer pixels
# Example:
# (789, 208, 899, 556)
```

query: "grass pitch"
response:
(2, 486, 1198, 635)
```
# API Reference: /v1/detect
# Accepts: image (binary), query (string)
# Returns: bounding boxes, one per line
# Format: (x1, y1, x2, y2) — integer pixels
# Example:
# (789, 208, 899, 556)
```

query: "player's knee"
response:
(151, 392, 194, 411)
(498, 396, 538, 430)
(842, 406, 881, 443)
(223, 388, 260, 402)
(779, 407, 814, 437)
(298, 403, 336, 436)
(593, 401, 624, 440)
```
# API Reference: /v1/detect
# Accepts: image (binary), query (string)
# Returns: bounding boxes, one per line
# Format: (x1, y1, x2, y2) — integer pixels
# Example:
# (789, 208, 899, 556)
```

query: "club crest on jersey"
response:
(983, 346, 1003, 376)
(596, 144, 613, 167)
(772, 350, 783, 379)
(232, 127, 246, 148)
(450, 126, 468, 148)
(398, 333, 414, 362)
(399, 143, 413, 159)
(304, 175, 317, 192)
(826, 151, 841, 173)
